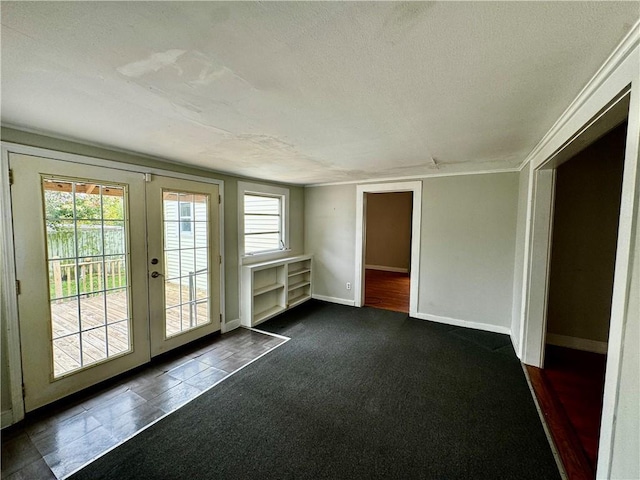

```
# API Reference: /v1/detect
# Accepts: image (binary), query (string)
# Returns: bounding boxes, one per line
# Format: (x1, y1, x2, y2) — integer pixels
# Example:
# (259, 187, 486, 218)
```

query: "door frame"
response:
(0, 142, 226, 425)
(521, 91, 631, 367)
(354, 181, 422, 316)
(521, 84, 639, 477)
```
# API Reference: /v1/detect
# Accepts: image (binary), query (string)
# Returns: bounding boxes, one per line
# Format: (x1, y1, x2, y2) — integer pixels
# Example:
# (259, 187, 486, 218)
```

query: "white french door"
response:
(145, 175, 220, 356)
(11, 154, 150, 411)
(10, 154, 221, 411)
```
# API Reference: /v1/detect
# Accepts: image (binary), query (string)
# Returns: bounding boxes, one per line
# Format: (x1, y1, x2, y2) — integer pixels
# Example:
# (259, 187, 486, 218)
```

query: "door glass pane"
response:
(53, 335, 81, 378)
(81, 328, 107, 365)
(107, 321, 130, 356)
(43, 178, 132, 378)
(104, 221, 125, 254)
(162, 190, 211, 337)
(78, 258, 104, 295)
(77, 220, 103, 256)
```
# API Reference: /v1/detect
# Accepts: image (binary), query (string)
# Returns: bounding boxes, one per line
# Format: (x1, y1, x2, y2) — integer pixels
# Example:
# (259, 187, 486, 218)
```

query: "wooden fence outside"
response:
(47, 226, 124, 259)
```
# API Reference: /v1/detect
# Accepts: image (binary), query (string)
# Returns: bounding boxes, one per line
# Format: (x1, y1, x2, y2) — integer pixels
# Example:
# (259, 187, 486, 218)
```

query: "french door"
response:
(145, 175, 220, 356)
(10, 154, 220, 411)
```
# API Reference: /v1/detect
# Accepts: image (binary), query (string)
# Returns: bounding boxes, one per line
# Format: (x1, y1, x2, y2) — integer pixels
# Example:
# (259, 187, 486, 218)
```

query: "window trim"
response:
(238, 181, 290, 263)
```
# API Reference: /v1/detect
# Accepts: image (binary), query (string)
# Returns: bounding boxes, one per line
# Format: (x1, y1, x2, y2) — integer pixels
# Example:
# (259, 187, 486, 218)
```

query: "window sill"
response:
(241, 248, 292, 265)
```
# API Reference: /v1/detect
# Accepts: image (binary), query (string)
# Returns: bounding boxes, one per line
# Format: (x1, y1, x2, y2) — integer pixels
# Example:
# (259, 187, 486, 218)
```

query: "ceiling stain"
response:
(117, 49, 186, 78)
(2, 2, 638, 184)
(379, 2, 435, 44)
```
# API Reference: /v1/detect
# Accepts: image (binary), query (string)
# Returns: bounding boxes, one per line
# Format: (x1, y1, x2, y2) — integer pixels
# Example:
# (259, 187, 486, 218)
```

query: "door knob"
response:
(151, 271, 163, 278)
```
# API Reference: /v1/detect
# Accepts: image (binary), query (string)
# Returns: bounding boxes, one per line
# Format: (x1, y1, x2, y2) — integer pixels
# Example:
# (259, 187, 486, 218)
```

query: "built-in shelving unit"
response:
(241, 255, 313, 327)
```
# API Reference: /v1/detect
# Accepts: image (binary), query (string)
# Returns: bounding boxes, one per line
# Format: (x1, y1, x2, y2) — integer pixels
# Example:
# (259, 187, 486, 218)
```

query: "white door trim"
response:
(354, 181, 422, 317)
(0, 147, 25, 423)
(521, 88, 639, 480)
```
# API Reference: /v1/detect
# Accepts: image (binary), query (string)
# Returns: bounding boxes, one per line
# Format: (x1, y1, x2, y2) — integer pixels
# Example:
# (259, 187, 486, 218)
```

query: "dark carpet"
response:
(71, 301, 560, 479)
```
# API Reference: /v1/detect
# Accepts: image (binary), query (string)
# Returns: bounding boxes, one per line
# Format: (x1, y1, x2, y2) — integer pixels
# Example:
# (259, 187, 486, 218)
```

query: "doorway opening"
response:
(363, 192, 412, 313)
(354, 181, 421, 317)
(530, 120, 628, 479)
(544, 121, 627, 474)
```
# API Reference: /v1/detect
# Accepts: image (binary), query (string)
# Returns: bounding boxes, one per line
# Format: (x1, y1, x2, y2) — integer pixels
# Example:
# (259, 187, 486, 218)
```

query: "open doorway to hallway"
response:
(363, 192, 412, 313)
(532, 121, 627, 479)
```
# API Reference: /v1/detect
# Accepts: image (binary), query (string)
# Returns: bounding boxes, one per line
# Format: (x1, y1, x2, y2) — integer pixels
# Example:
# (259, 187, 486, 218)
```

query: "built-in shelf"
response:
(288, 294, 311, 308)
(288, 268, 311, 277)
(253, 305, 286, 325)
(254, 283, 285, 296)
(241, 255, 313, 327)
(288, 280, 311, 291)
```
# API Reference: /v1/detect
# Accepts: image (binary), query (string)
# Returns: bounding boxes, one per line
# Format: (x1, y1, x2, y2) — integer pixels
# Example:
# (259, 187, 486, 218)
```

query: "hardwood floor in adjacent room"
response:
(364, 269, 410, 313)
(526, 345, 606, 479)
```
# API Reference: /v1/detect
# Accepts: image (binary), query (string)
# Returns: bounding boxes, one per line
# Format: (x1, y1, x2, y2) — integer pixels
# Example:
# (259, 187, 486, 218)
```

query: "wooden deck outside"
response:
(51, 282, 209, 377)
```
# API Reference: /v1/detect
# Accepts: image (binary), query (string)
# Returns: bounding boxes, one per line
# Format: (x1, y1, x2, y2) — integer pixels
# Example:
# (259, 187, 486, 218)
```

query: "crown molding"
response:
(305, 166, 520, 188)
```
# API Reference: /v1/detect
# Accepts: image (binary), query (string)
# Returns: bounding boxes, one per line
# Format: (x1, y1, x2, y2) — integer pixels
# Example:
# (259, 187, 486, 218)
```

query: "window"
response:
(238, 182, 289, 259)
(179, 201, 192, 233)
(244, 194, 282, 254)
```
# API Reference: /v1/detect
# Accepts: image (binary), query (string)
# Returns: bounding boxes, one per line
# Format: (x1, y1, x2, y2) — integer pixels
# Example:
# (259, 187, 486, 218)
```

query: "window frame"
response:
(238, 181, 290, 263)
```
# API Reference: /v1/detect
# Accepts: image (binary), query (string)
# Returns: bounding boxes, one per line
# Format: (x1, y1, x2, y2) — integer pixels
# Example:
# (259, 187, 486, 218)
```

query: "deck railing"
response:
(50, 257, 126, 300)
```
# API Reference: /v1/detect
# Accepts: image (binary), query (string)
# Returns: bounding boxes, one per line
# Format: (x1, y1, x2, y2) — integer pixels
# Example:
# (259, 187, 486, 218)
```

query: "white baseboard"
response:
(312, 294, 355, 307)
(1, 409, 13, 429)
(546, 333, 608, 354)
(412, 312, 511, 336)
(365, 264, 409, 273)
(222, 318, 241, 333)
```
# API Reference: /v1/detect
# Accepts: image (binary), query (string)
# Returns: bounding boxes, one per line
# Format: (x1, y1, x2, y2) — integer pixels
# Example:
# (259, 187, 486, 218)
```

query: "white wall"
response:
(511, 163, 531, 353)
(305, 172, 519, 331)
(305, 185, 356, 303)
(418, 173, 518, 330)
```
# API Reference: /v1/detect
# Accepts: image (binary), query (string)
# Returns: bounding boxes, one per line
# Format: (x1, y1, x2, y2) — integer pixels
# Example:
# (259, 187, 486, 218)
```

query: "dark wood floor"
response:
(526, 345, 606, 480)
(1, 328, 287, 480)
(364, 269, 410, 313)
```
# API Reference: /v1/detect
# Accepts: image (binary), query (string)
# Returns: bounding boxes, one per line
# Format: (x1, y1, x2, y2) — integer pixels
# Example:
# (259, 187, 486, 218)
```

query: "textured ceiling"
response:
(1, 2, 638, 185)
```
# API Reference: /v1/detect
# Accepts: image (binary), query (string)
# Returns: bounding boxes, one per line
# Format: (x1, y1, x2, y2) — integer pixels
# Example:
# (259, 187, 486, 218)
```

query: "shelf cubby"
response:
(241, 255, 313, 327)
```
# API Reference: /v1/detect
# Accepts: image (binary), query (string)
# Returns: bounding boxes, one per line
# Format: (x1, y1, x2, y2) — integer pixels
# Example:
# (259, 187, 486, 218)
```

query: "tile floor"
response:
(1, 327, 287, 479)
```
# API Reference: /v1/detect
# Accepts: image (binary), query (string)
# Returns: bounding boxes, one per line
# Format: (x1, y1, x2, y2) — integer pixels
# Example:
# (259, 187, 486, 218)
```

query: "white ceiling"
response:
(1, 2, 638, 185)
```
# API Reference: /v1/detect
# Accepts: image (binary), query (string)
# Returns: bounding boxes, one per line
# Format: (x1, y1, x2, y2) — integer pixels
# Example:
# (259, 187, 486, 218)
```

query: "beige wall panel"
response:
(546, 124, 627, 343)
(365, 192, 412, 270)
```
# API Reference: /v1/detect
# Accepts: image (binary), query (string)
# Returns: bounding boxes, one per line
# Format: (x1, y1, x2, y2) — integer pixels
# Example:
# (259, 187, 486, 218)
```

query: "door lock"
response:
(151, 258, 159, 265)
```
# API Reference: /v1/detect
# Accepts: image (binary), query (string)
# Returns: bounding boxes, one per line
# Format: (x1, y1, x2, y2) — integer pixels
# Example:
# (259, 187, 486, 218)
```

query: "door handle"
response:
(151, 271, 163, 278)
